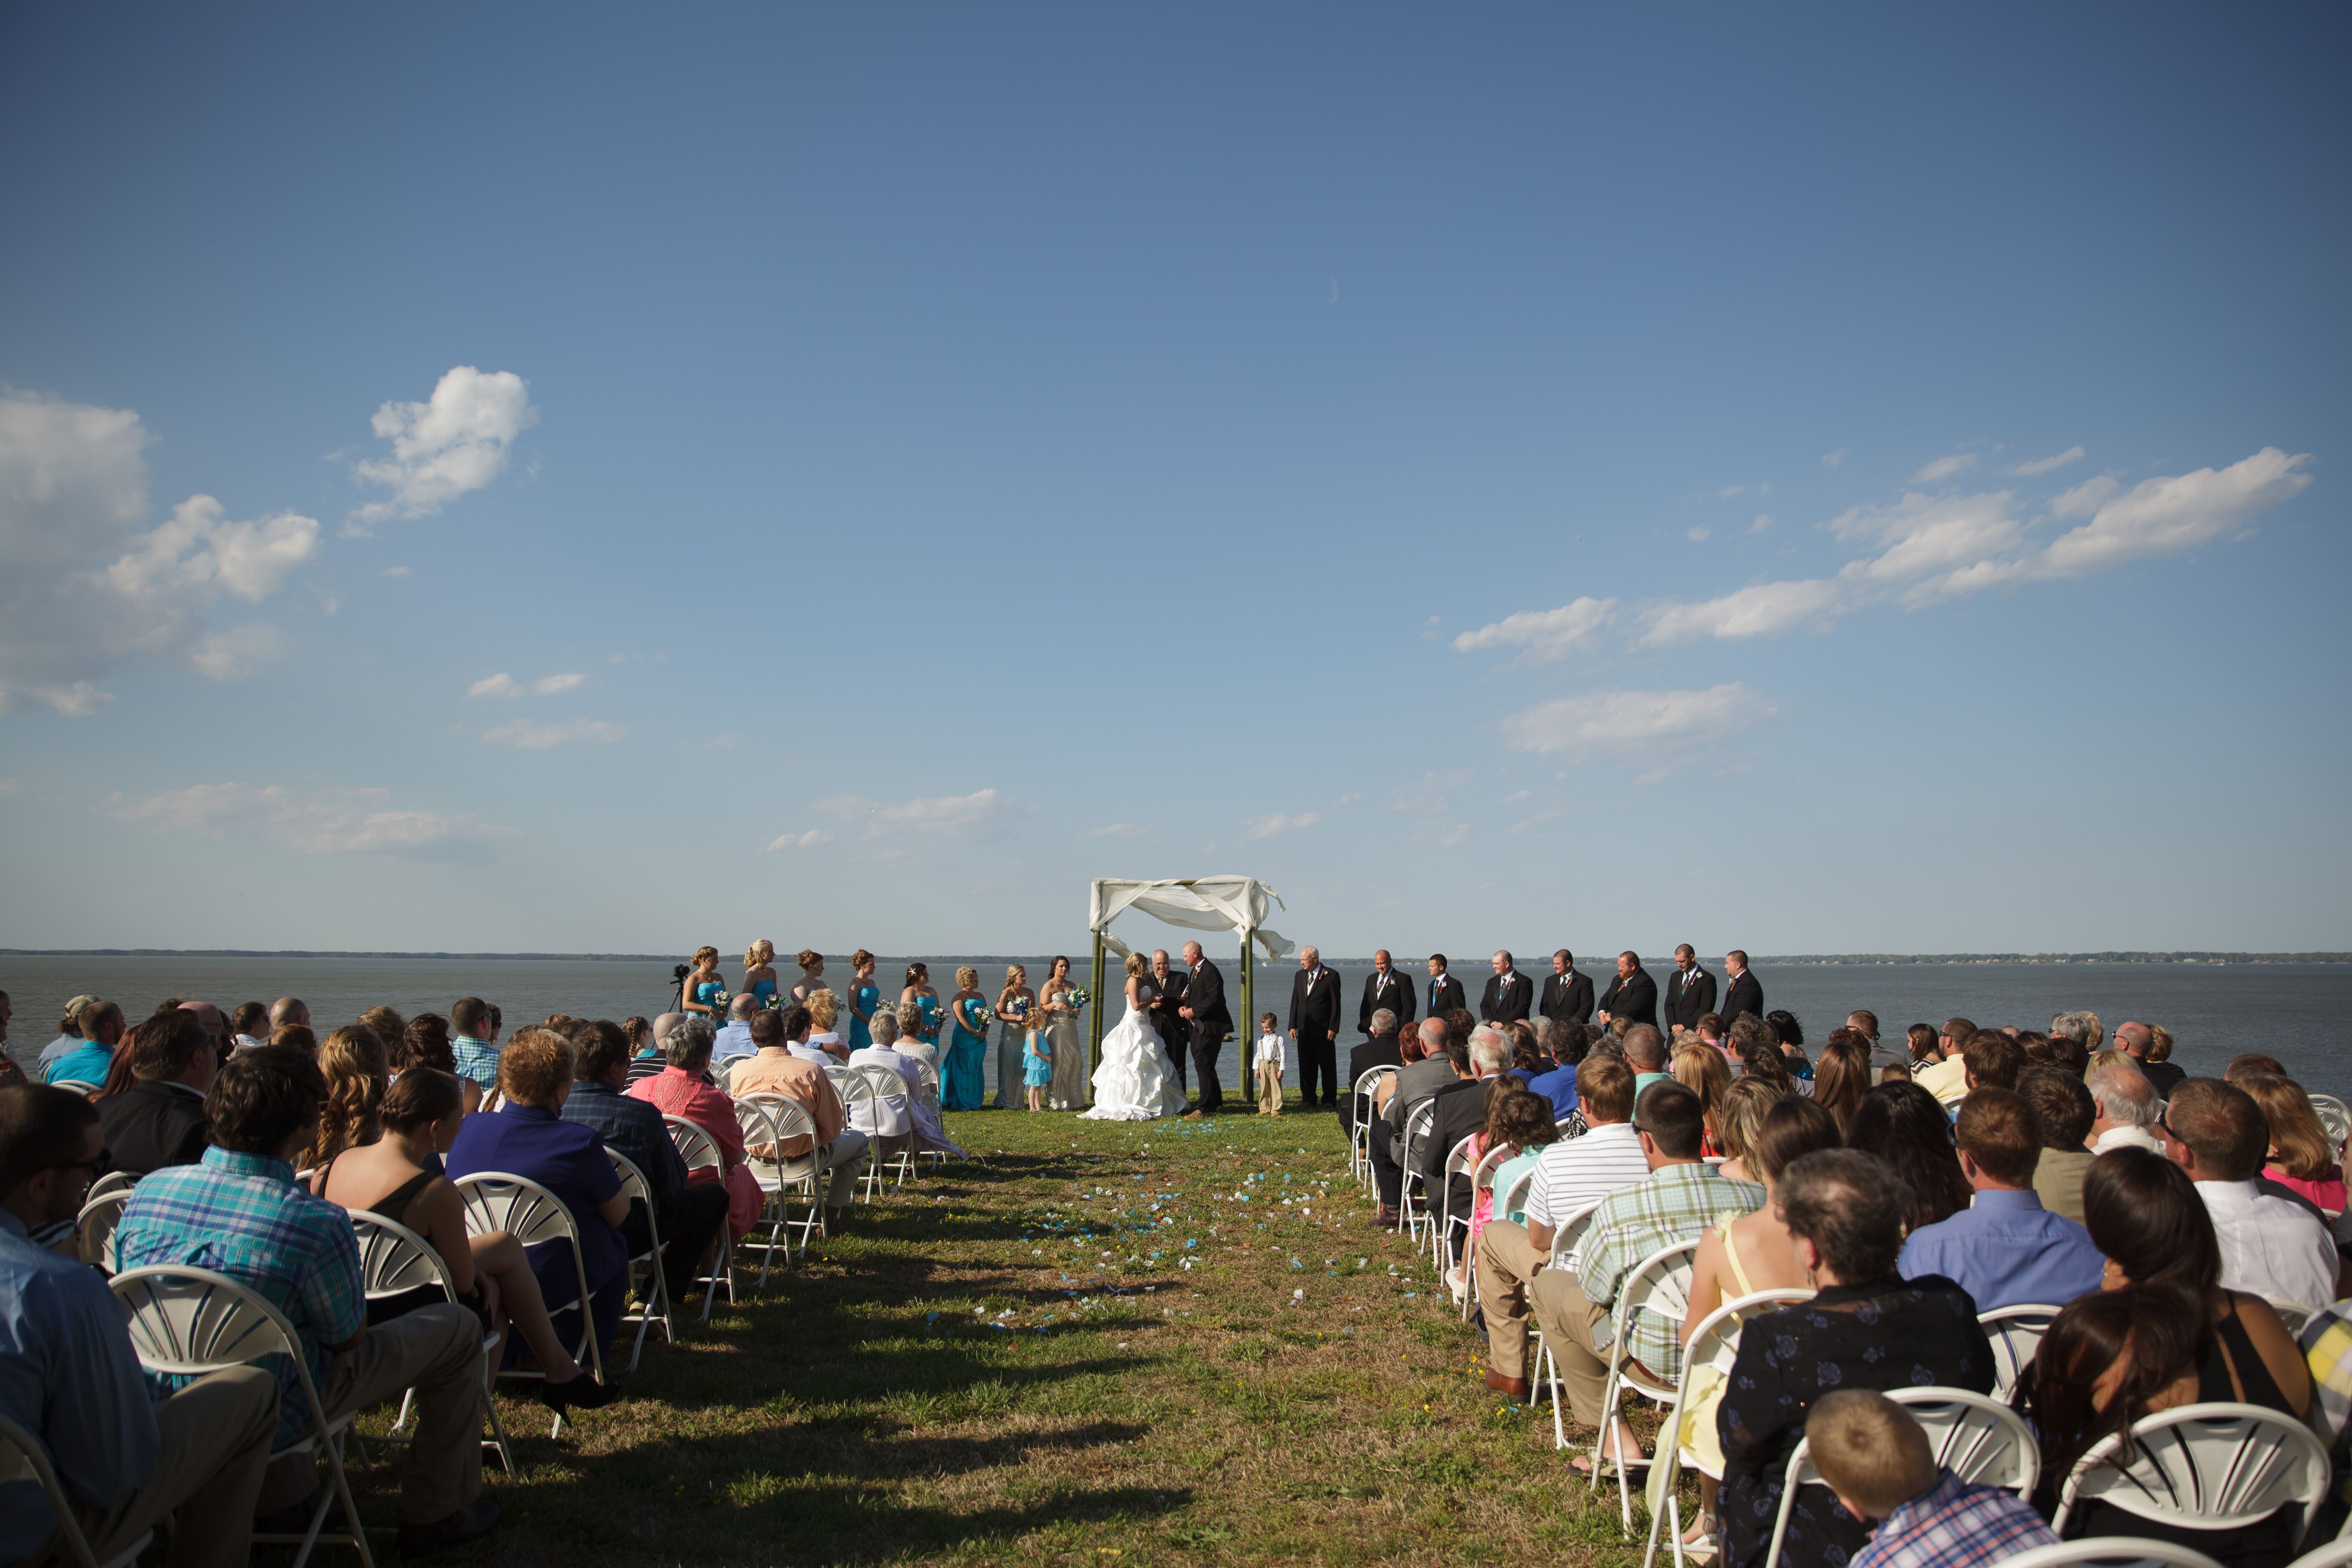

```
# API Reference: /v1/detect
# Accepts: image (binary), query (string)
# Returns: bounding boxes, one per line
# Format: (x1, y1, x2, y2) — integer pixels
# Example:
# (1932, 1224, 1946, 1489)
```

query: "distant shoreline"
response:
(2, 949, 2345, 966)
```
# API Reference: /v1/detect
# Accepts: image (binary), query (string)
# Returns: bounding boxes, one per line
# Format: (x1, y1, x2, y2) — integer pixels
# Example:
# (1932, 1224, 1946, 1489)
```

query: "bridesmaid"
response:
(993, 965, 1035, 1110)
(680, 947, 725, 1019)
(942, 966, 989, 1111)
(900, 963, 944, 1046)
(1042, 955, 1087, 1111)
(791, 948, 826, 1006)
(847, 949, 882, 1052)
(743, 940, 779, 1007)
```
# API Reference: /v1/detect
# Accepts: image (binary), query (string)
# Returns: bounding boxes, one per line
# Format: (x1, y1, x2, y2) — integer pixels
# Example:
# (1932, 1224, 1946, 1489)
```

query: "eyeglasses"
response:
(53, 1146, 112, 1180)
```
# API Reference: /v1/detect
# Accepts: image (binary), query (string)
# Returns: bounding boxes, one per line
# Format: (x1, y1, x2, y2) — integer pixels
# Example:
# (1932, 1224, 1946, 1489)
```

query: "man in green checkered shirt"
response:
(1532, 1078, 1762, 1472)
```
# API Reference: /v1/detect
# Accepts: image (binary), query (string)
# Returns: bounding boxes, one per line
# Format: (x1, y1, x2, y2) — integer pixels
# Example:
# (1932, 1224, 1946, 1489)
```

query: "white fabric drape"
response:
(1087, 877, 1292, 961)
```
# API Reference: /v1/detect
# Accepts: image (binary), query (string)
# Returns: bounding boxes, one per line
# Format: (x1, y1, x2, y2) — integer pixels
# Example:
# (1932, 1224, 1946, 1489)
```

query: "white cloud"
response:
(108, 782, 510, 859)
(1085, 822, 1155, 839)
(1911, 452, 1979, 484)
(764, 828, 836, 852)
(1393, 770, 1470, 815)
(1451, 597, 1618, 663)
(481, 717, 627, 749)
(1717, 485, 1745, 499)
(189, 626, 280, 681)
(1750, 514, 1773, 533)
(815, 788, 1005, 838)
(532, 672, 585, 695)
(0, 394, 318, 713)
(1410, 819, 1471, 847)
(2030, 447, 2311, 579)
(1640, 578, 1843, 646)
(1821, 449, 1848, 468)
(2049, 473, 2120, 520)
(1687, 525, 1712, 542)
(2009, 446, 2086, 476)
(1244, 811, 1322, 840)
(1502, 684, 1768, 761)
(350, 366, 536, 526)
(468, 671, 585, 699)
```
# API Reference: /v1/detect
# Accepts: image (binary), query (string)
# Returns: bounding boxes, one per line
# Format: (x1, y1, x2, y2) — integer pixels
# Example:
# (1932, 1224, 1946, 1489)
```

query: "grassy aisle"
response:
(376, 1100, 1662, 1567)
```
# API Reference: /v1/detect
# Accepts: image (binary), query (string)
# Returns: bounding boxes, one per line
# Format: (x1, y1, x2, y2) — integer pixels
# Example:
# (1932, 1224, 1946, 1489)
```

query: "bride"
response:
(1080, 951, 1187, 1121)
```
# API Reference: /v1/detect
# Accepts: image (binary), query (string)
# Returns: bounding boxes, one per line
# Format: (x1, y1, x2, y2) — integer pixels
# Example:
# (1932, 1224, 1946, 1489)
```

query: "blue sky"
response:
(2, 4, 2346, 957)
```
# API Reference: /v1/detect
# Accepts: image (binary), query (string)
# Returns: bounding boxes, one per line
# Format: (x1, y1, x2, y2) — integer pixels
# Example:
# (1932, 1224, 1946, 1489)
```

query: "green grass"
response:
(349, 1096, 1676, 1566)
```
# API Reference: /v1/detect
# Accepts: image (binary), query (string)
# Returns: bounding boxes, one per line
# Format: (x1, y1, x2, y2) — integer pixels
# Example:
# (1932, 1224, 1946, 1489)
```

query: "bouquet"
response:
(1064, 986, 1092, 1013)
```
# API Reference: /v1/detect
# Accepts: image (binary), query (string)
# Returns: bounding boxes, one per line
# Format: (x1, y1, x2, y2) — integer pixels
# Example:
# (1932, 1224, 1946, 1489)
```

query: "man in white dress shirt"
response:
(2164, 1077, 2339, 1309)
(2086, 1060, 2167, 1155)
(846, 1012, 917, 1160)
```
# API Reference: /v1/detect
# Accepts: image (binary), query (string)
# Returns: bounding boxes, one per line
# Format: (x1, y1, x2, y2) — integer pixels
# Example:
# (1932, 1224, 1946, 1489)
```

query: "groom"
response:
(1176, 940, 1232, 1115)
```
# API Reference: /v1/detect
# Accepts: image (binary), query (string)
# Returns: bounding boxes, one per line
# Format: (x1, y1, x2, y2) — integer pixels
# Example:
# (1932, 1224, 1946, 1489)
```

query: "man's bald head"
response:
(270, 997, 309, 1030)
(1181, 941, 1203, 963)
(728, 993, 760, 1021)
(653, 1012, 687, 1047)
(1417, 1018, 1447, 1055)
(2115, 1022, 2153, 1058)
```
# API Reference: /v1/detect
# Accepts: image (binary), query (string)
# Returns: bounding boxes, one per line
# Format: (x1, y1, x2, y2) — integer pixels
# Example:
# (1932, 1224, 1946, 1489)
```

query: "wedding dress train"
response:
(1079, 989, 1187, 1121)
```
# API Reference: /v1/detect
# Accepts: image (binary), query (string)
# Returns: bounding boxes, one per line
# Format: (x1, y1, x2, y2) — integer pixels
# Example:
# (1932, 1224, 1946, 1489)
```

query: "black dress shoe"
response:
(394, 1501, 500, 1557)
(539, 1372, 619, 1412)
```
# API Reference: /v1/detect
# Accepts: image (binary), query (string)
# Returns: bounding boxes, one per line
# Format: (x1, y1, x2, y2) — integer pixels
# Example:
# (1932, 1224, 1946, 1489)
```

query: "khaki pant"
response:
(1257, 1064, 1284, 1114)
(1474, 1220, 1624, 1426)
(817, 1130, 871, 1210)
(258, 1302, 484, 1525)
(35, 1364, 278, 1568)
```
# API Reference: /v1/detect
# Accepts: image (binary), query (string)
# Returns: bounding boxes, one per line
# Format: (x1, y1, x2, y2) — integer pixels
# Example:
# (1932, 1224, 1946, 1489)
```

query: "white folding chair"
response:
(2272, 1301, 2318, 1338)
(733, 1096, 822, 1282)
(110, 1265, 374, 1568)
(1640, 1288, 1814, 1568)
(1447, 1143, 1510, 1315)
(86, 1169, 139, 1201)
(604, 1149, 674, 1370)
(661, 1114, 737, 1320)
(855, 1064, 918, 1188)
(1350, 1067, 1394, 1185)
(1765, 1386, 2039, 1568)
(909, 1063, 951, 1172)
(1555, 1115, 1585, 1139)
(2310, 1094, 2350, 1162)
(824, 1068, 881, 1202)
(451, 1172, 607, 1439)
(346, 1211, 513, 1475)
(51, 1080, 101, 1096)
(0, 1410, 150, 1568)
(2289, 1538, 2352, 1568)
(74, 1189, 130, 1272)
(1980, 1302, 2064, 1400)
(1533, 1198, 1607, 1443)
(1430, 1133, 1482, 1273)
(1588, 1240, 1700, 1531)
(1396, 1102, 1438, 1244)
(2050, 1401, 2330, 1550)
(1996, 1542, 2225, 1568)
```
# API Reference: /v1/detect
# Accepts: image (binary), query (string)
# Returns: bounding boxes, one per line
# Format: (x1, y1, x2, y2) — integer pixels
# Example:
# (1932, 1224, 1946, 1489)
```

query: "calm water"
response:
(6, 952, 2347, 1100)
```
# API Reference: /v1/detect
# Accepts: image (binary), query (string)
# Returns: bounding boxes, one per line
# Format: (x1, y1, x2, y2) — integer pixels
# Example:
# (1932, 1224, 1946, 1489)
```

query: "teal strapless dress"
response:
(693, 979, 724, 1012)
(849, 983, 879, 1051)
(943, 997, 988, 1111)
(750, 979, 777, 1004)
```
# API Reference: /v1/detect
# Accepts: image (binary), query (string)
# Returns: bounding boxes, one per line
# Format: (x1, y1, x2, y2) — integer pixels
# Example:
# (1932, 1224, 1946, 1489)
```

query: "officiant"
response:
(1147, 949, 1189, 1095)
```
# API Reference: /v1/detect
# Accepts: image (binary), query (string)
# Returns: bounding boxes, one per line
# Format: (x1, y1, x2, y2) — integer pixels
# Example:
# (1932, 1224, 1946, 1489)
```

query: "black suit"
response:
(1426, 972, 1468, 1017)
(1416, 1076, 1489, 1264)
(1186, 958, 1233, 1110)
(1343, 1034, 1403, 1142)
(1541, 969, 1595, 1029)
(1289, 965, 1344, 1104)
(1665, 965, 1717, 1031)
(1358, 968, 1417, 1035)
(1479, 971, 1532, 1025)
(1149, 968, 1189, 1092)
(1721, 969, 1764, 1026)
(1598, 966, 1660, 1030)
(98, 1080, 210, 1176)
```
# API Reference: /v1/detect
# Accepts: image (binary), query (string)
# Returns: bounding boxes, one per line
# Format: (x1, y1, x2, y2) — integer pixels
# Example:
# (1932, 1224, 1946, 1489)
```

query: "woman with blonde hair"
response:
(791, 948, 826, 1007)
(1670, 1043, 1732, 1156)
(743, 940, 779, 1006)
(680, 946, 724, 1018)
(846, 949, 881, 1053)
(2240, 1073, 2346, 1217)
(302, 1025, 390, 1170)
(943, 966, 989, 1111)
(806, 989, 849, 1062)
(993, 965, 1035, 1110)
(1714, 1073, 1781, 1184)
(1079, 951, 1185, 1121)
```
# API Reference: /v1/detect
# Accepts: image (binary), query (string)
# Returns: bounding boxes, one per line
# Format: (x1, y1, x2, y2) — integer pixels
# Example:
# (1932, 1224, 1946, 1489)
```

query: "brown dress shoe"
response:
(1485, 1369, 1531, 1398)
(1371, 1204, 1400, 1229)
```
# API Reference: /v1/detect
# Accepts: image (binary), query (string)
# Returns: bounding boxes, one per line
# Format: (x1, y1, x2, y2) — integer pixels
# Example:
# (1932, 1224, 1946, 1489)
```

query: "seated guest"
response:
(1671, 1042, 1732, 1155)
(560, 1019, 732, 1310)
(2295, 1302, 2352, 1541)
(1480, 1091, 1561, 1242)
(1729, 1015, 1802, 1099)
(36, 994, 98, 1076)
(843, 1012, 913, 1159)
(2237, 1073, 2347, 1218)
(2226, 1052, 2290, 1083)
(1717, 1149, 1995, 1568)
(98, 1009, 217, 1176)
(44, 999, 122, 1088)
(449, 996, 498, 1111)
(776, 1004, 832, 1066)
(1902, 1022, 1939, 1072)
(1810, 1033, 1870, 1137)
(1956, 1029, 2025, 1103)
(114, 1047, 499, 1552)
(393, 1013, 458, 1079)
(1500, 1082, 1760, 1465)
(1663, 1096, 1842, 1553)
(1343, 1007, 1405, 1144)
(2117, 1019, 2185, 1097)
(627, 1018, 760, 1243)
(2160, 1079, 2338, 1309)
(1623, 1024, 1671, 1102)
(229, 1001, 271, 1053)
(356, 1007, 406, 1067)
(858, 1010, 964, 1157)
(1808, 1390, 2058, 1567)
(2086, 1058, 2166, 1154)
(319, 1069, 614, 1409)
(1525, 1021, 1586, 1121)
(890, 1001, 940, 1071)
(1911, 1016, 1975, 1106)
(1846, 1082, 1972, 1232)
(804, 990, 852, 1063)
(2018, 1066, 2098, 1223)
(1417, 1029, 1510, 1261)
(631, 1013, 684, 1084)
(728, 1009, 870, 1238)
(711, 994, 761, 1067)
(1897, 1088, 2102, 1310)
(299, 1025, 388, 1171)
(0, 1083, 281, 1568)
(1369, 1019, 1459, 1229)
(1503, 1022, 1544, 1087)
(1693, 1012, 1729, 1066)
(446, 1029, 631, 1369)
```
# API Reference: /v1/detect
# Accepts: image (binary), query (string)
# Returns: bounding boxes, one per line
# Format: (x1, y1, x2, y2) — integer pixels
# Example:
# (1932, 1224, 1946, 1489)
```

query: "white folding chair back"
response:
(1431, 1133, 1482, 1271)
(1996, 1541, 2226, 1568)
(2288, 1538, 2352, 1568)
(1979, 1302, 2063, 1399)
(604, 1148, 673, 1369)
(823, 1068, 880, 1201)
(733, 1095, 820, 1283)
(1533, 1195, 1608, 1440)
(0, 1410, 149, 1568)
(1588, 1240, 1701, 1531)
(853, 1064, 913, 1192)
(1454, 1143, 1512, 1319)
(75, 1189, 131, 1272)
(2272, 1300, 2317, 1337)
(1350, 1067, 1394, 1184)
(659, 1115, 736, 1318)
(2310, 1094, 2350, 1160)
(51, 1080, 100, 1096)
(86, 1169, 139, 1201)
(2051, 1400, 2330, 1544)
(346, 1210, 513, 1474)
(1764, 1386, 2040, 1568)
(1641, 1288, 1815, 1568)
(1397, 1101, 1438, 1242)
(451, 1171, 605, 1435)
(1555, 1116, 1584, 1139)
(110, 1265, 373, 1568)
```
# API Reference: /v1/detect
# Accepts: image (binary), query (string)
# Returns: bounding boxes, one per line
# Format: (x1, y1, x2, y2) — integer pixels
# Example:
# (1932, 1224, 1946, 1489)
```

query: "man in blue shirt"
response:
(711, 994, 760, 1067)
(0, 1082, 278, 1568)
(1525, 1021, 1581, 1120)
(114, 1046, 501, 1555)
(43, 1000, 122, 1088)
(448, 995, 501, 1098)
(1898, 1087, 2104, 1311)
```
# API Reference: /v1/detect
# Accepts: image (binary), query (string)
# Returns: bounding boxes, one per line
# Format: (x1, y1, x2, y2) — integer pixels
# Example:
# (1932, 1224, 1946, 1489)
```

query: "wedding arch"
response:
(1087, 877, 1292, 1070)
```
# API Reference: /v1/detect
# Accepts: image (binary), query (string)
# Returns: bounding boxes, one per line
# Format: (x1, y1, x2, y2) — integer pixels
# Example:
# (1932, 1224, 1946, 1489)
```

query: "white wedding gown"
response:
(1079, 983, 1187, 1121)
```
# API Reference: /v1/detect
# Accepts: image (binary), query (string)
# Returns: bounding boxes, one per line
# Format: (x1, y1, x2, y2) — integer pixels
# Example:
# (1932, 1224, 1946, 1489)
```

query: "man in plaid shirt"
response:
(113, 1046, 501, 1555)
(1527, 1079, 1761, 1470)
(1808, 1390, 2057, 1567)
(449, 995, 501, 1099)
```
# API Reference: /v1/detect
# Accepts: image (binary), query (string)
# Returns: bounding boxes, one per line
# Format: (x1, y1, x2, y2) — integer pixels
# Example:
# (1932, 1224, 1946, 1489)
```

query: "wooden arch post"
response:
(1090, 929, 1108, 1075)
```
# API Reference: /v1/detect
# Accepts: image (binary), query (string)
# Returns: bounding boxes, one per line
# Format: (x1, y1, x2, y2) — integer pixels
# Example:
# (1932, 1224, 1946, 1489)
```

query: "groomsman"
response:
(1479, 951, 1532, 1024)
(1539, 949, 1593, 1029)
(1596, 951, 1659, 1030)
(1358, 950, 1416, 1036)
(1665, 945, 1717, 1033)
(1425, 954, 1468, 1017)
(1720, 950, 1763, 1026)
(1287, 946, 1344, 1106)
